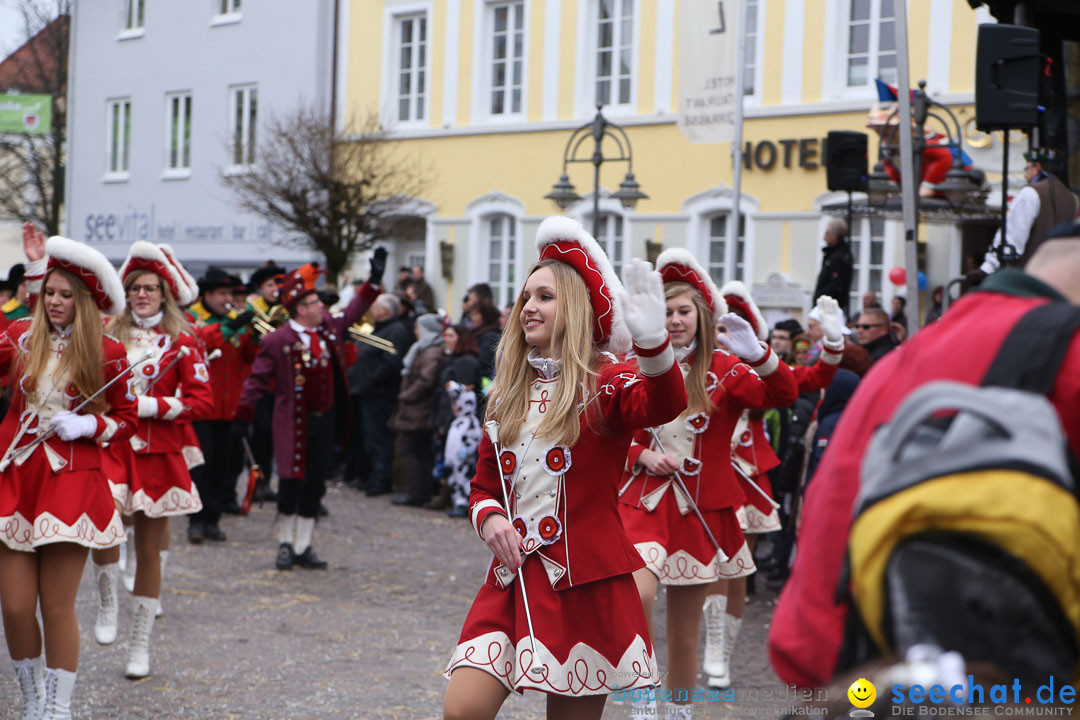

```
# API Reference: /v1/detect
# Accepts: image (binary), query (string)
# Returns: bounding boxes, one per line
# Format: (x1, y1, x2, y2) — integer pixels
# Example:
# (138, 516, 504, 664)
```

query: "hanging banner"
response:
(677, 0, 740, 143)
(0, 93, 52, 134)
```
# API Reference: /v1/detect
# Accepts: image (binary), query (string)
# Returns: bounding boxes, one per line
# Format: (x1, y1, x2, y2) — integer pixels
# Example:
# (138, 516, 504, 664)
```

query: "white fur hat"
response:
(656, 248, 728, 324)
(535, 215, 631, 354)
(156, 244, 198, 306)
(719, 280, 768, 341)
(118, 241, 188, 305)
(45, 236, 126, 315)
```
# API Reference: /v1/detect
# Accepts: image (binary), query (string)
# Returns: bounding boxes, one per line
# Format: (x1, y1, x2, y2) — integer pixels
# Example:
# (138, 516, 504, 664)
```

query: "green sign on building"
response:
(0, 93, 53, 134)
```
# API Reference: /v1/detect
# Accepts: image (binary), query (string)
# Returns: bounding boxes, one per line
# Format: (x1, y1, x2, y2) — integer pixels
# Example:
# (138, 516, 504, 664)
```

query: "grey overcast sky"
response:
(1, 1, 40, 60)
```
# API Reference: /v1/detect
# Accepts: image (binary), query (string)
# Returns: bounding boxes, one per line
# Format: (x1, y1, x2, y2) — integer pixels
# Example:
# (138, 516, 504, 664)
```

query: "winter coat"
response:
(389, 344, 446, 432)
(813, 242, 854, 316)
(348, 317, 413, 399)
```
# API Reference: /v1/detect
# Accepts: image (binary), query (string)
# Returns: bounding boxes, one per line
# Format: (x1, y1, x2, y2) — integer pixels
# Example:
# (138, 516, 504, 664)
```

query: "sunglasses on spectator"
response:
(854, 323, 885, 330)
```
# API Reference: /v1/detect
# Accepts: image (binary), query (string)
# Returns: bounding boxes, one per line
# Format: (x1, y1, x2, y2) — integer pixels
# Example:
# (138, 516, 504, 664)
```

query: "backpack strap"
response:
(981, 302, 1080, 395)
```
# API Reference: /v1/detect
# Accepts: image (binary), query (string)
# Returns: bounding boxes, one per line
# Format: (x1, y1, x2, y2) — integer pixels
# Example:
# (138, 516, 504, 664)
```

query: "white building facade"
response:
(66, 0, 339, 276)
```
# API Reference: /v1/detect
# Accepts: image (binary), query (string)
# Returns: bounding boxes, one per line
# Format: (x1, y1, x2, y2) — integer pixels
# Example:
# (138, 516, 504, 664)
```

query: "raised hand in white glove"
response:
(717, 312, 766, 362)
(137, 396, 158, 418)
(49, 411, 98, 442)
(816, 295, 846, 349)
(618, 258, 667, 348)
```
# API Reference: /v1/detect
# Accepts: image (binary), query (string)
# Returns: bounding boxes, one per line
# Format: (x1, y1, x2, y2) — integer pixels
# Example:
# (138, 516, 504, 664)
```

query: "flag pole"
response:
(730, 0, 748, 269)
(893, 0, 921, 336)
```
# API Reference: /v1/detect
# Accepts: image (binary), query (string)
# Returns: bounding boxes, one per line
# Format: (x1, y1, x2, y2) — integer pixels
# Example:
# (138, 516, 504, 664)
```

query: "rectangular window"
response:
(594, 214, 625, 277)
(230, 85, 257, 167)
(124, 0, 145, 31)
(218, 0, 241, 14)
(596, 0, 633, 107)
(490, 2, 525, 116)
(849, 217, 887, 311)
(165, 92, 192, 172)
(487, 215, 518, 307)
(846, 0, 896, 88)
(107, 99, 132, 177)
(708, 214, 747, 285)
(395, 14, 428, 123)
(743, 0, 758, 96)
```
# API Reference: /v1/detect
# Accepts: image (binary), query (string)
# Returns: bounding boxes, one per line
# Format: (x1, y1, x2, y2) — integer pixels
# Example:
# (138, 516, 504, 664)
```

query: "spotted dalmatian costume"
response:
(444, 382, 483, 515)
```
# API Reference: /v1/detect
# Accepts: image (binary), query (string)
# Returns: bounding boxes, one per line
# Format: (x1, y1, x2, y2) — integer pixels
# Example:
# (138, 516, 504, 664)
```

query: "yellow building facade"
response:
(343, 0, 999, 322)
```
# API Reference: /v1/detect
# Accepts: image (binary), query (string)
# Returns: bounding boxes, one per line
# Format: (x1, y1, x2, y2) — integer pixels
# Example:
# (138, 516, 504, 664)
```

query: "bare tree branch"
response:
(0, 0, 70, 235)
(221, 106, 431, 284)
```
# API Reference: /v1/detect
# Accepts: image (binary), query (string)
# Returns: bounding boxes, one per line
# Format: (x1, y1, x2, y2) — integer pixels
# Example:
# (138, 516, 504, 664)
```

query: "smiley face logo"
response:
(848, 678, 876, 708)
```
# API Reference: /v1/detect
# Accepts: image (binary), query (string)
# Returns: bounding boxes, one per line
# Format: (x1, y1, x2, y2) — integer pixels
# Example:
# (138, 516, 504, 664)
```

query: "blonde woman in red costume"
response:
(0, 231, 135, 720)
(617, 251, 797, 718)
(443, 216, 687, 720)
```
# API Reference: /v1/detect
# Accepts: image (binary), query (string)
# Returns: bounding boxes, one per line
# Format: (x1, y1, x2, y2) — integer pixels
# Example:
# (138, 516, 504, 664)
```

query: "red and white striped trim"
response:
(0, 510, 125, 551)
(634, 336, 674, 377)
(124, 485, 202, 518)
(471, 499, 507, 539)
(745, 344, 780, 376)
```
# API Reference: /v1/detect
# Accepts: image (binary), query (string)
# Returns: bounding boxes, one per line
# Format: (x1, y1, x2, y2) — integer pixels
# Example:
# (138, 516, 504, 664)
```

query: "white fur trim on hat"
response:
(656, 248, 728, 324)
(45, 236, 126, 315)
(535, 215, 631, 354)
(119, 241, 186, 304)
(156, 244, 198, 305)
(719, 280, 768, 341)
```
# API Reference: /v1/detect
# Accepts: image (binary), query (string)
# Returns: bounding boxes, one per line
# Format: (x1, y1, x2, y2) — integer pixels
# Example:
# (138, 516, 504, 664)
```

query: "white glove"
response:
(816, 295, 846, 348)
(49, 411, 99, 442)
(717, 312, 766, 362)
(618, 258, 667, 348)
(137, 396, 158, 419)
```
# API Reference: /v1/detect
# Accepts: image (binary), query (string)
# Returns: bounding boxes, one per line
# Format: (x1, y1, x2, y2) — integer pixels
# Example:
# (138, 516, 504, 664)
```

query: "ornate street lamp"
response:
(546, 106, 647, 238)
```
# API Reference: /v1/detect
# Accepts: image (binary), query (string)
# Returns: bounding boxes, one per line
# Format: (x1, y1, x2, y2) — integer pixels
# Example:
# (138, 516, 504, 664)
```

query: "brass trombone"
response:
(251, 304, 289, 338)
(349, 323, 398, 355)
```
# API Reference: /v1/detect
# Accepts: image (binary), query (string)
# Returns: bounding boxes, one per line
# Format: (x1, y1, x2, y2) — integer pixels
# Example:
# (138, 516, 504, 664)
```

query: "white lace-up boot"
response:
(121, 529, 136, 593)
(124, 595, 158, 679)
(707, 615, 742, 689)
(93, 561, 119, 644)
(39, 667, 76, 720)
(12, 656, 44, 720)
(701, 594, 728, 678)
(155, 550, 168, 617)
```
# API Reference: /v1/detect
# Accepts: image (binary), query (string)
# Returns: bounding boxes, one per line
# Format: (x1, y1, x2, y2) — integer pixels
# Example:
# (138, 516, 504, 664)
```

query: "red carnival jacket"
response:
(0, 319, 137, 473)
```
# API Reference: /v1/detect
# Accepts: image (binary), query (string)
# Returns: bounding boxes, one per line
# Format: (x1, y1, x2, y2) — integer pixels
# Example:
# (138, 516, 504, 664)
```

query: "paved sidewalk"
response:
(0, 484, 803, 719)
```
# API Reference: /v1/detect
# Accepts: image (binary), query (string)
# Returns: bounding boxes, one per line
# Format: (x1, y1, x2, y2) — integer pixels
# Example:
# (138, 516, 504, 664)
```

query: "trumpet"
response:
(349, 323, 398, 355)
(250, 303, 289, 338)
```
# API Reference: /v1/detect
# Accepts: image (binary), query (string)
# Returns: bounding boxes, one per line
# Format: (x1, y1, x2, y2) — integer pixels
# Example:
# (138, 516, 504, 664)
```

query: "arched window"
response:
(486, 213, 518, 307)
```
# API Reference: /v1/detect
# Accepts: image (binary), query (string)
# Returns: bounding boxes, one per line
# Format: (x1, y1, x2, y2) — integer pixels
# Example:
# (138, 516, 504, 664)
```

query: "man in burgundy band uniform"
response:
(234, 249, 386, 570)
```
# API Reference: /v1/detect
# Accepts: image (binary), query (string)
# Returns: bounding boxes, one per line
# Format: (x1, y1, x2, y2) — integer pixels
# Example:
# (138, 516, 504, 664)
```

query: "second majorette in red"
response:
(88, 241, 214, 681)
(616, 250, 798, 718)
(443, 216, 687, 719)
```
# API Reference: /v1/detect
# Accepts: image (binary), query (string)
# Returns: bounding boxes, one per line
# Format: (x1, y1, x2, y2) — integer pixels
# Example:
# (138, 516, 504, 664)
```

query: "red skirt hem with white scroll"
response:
(737, 471, 782, 534)
(619, 493, 752, 584)
(0, 451, 125, 551)
(446, 557, 658, 696)
(124, 452, 202, 518)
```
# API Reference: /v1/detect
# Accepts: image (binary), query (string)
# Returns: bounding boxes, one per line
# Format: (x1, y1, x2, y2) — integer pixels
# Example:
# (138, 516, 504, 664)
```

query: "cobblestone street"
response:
(0, 484, 807, 719)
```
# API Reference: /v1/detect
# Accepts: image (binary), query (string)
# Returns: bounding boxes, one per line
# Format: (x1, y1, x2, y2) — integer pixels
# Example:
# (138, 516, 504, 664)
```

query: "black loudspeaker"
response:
(825, 131, 868, 192)
(975, 24, 1040, 131)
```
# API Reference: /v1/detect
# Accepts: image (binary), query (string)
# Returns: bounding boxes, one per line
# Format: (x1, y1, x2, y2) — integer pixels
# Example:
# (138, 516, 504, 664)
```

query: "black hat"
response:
(198, 266, 241, 295)
(229, 274, 250, 294)
(0, 264, 25, 294)
(249, 264, 286, 289)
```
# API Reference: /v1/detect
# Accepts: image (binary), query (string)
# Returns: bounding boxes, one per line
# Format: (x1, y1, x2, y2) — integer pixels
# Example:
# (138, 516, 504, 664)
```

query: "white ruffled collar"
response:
(528, 348, 562, 380)
(674, 339, 697, 364)
(132, 310, 163, 329)
(52, 324, 72, 339)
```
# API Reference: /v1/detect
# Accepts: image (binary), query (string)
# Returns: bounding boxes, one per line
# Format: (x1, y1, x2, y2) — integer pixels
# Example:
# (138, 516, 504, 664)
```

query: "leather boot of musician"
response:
(292, 517, 327, 570)
(275, 514, 296, 571)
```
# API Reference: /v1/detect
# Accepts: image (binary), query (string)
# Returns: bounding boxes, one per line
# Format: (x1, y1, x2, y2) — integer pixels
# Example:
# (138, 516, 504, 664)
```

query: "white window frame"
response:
(466, 192, 525, 303)
(105, 98, 132, 182)
(586, 212, 628, 279)
(227, 84, 257, 172)
(844, 0, 897, 90)
(485, 214, 519, 308)
(382, 4, 432, 128)
(575, 0, 640, 117)
(704, 213, 748, 286)
(118, 0, 145, 39)
(846, 216, 897, 313)
(163, 91, 192, 178)
(684, 185, 759, 287)
(742, 0, 766, 108)
(474, 0, 528, 123)
(824, 0, 897, 101)
(212, 0, 242, 26)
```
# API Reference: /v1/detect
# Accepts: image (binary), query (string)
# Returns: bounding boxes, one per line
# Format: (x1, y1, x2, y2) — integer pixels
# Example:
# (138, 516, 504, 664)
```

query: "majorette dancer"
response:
(700, 285, 847, 689)
(85, 241, 213, 681)
(443, 216, 687, 720)
(0, 232, 135, 720)
(616, 252, 798, 719)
